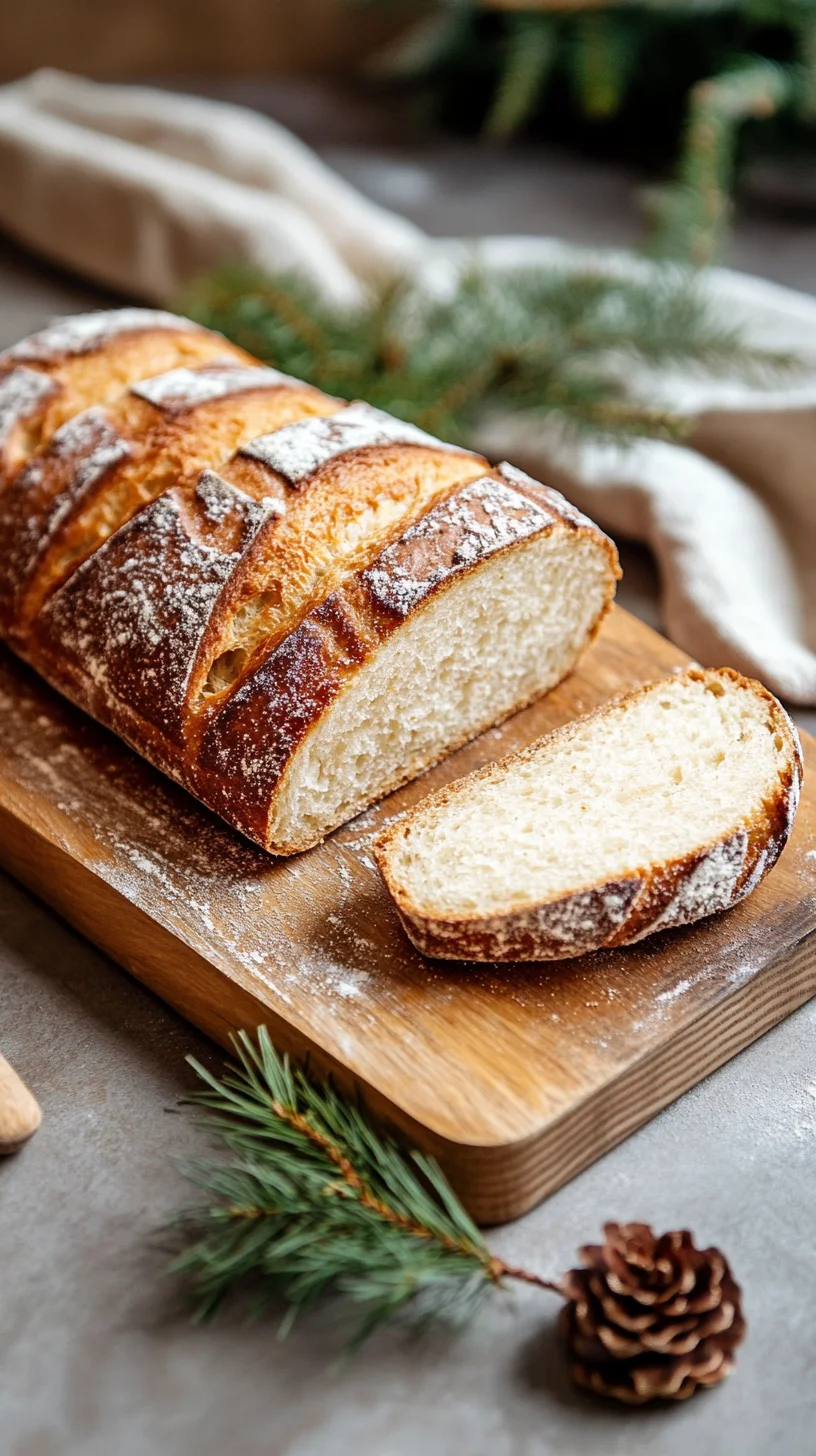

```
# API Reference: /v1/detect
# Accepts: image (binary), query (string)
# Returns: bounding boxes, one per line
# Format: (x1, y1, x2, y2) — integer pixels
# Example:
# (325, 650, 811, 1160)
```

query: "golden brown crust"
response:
(0, 368, 336, 634)
(32, 470, 276, 748)
(375, 668, 803, 961)
(0, 366, 60, 479)
(203, 413, 486, 701)
(0, 309, 253, 486)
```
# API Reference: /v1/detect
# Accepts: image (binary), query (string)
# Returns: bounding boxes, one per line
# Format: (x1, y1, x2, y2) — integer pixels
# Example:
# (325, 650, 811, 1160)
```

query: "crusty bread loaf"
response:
(0, 307, 619, 853)
(376, 668, 803, 960)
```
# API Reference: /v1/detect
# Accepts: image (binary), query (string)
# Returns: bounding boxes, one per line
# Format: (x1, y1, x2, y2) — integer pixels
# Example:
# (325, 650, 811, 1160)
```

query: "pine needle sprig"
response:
(182, 263, 796, 447)
(170, 1029, 559, 1346)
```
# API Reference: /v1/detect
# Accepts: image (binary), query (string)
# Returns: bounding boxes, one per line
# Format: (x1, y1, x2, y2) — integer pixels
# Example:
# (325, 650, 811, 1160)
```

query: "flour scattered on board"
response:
(626, 933, 771, 1042)
(655, 977, 693, 1004)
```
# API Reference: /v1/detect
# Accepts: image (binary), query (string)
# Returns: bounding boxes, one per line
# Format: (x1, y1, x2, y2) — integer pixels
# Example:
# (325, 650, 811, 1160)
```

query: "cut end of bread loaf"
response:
(376, 668, 803, 962)
(267, 516, 615, 852)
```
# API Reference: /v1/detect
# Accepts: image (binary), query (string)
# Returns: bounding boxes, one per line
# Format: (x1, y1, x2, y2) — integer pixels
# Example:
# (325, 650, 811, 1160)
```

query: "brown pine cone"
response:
(559, 1222, 746, 1405)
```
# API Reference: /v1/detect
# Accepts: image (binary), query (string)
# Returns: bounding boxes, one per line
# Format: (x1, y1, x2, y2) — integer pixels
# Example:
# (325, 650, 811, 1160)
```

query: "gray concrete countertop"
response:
(1, 107, 816, 1455)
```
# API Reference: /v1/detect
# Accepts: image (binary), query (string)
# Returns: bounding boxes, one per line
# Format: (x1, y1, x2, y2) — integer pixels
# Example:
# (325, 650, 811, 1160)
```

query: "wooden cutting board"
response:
(1, 605, 815, 1222)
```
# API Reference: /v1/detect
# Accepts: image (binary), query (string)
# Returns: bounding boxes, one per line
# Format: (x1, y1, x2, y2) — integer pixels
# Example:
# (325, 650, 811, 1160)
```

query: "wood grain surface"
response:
(0, 605, 814, 1221)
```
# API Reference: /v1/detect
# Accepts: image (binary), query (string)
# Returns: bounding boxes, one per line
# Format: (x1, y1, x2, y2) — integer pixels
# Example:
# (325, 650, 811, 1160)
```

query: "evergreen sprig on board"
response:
(171, 1029, 556, 1346)
(183, 264, 792, 448)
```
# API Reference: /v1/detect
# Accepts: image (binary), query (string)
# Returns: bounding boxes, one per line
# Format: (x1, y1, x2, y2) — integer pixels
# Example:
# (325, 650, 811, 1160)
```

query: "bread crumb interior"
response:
(384, 674, 787, 914)
(269, 529, 611, 846)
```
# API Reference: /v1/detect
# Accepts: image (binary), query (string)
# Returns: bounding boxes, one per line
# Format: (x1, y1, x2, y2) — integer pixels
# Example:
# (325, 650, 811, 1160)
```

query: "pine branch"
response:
(483, 14, 557, 140)
(572, 12, 640, 122)
(181, 262, 796, 449)
(646, 57, 795, 264)
(794, 10, 816, 121)
(170, 1029, 559, 1346)
(364, 0, 474, 83)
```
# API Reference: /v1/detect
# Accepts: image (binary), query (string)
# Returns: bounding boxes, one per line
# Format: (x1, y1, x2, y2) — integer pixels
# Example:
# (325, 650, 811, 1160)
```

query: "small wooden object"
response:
(0, 607, 814, 1218)
(0, 1054, 42, 1152)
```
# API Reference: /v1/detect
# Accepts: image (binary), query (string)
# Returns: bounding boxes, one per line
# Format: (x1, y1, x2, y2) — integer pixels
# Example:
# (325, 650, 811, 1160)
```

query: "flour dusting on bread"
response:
(363, 476, 552, 617)
(240, 399, 465, 484)
(1, 308, 201, 363)
(0, 367, 58, 446)
(131, 364, 300, 412)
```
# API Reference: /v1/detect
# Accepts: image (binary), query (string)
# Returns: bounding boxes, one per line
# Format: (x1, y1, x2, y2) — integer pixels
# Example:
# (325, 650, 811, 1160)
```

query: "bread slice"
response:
(376, 668, 803, 961)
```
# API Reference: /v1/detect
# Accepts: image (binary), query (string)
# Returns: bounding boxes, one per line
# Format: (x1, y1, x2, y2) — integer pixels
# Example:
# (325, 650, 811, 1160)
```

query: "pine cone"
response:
(559, 1222, 746, 1405)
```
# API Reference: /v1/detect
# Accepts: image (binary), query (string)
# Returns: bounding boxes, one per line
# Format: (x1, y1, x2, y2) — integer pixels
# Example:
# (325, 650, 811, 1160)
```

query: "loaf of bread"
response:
(0, 307, 619, 853)
(376, 668, 802, 960)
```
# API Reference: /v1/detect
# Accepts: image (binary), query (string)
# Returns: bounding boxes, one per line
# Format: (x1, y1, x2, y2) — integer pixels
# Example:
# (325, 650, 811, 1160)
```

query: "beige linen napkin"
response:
(1, 70, 815, 704)
(0, 69, 425, 305)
